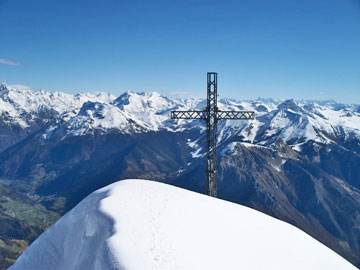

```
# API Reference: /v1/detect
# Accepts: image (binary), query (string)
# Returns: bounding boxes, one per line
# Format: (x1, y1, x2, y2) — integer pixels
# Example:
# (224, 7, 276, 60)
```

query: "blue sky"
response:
(0, 0, 359, 103)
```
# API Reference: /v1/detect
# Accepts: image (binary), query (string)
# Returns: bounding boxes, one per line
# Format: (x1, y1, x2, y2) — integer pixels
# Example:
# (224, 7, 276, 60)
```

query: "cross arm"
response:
(171, 110, 208, 120)
(216, 111, 255, 120)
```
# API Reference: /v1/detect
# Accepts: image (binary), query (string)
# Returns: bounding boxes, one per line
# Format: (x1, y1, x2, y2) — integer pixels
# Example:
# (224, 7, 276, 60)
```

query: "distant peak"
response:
(113, 91, 133, 106)
(278, 99, 299, 110)
(114, 90, 163, 105)
(0, 82, 7, 91)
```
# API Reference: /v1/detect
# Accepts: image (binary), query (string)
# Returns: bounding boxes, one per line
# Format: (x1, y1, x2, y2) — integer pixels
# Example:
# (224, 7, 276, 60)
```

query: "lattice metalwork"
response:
(171, 111, 207, 119)
(217, 111, 254, 120)
(171, 72, 254, 197)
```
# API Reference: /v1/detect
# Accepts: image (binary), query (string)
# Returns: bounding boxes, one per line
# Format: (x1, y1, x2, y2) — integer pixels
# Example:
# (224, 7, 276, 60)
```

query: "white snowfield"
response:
(10, 180, 357, 270)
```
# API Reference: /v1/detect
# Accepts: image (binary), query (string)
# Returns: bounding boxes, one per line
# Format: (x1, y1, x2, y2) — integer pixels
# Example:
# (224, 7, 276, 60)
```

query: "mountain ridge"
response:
(1, 82, 360, 149)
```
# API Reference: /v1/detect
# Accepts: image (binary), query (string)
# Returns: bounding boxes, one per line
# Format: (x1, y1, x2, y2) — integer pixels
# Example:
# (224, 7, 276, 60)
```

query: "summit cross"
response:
(171, 72, 255, 197)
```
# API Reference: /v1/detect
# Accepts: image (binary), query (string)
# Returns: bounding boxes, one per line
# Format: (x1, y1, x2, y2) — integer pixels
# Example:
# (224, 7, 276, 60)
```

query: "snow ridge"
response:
(10, 180, 357, 270)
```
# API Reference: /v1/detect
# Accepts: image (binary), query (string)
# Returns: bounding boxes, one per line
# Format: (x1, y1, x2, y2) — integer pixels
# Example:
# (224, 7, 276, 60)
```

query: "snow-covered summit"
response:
(112, 91, 184, 131)
(10, 180, 356, 270)
(2, 83, 114, 113)
(0, 83, 115, 128)
(114, 90, 176, 112)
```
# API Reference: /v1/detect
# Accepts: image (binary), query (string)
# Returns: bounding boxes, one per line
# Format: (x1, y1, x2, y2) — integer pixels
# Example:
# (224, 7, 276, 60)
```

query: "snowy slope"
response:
(10, 180, 357, 270)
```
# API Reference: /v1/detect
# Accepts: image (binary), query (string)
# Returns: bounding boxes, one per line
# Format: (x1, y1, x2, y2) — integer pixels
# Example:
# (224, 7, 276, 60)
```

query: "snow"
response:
(190, 147, 203, 158)
(222, 142, 267, 155)
(0, 83, 115, 129)
(60, 102, 140, 136)
(271, 164, 282, 172)
(187, 139, 203, 158)
(4, 85, 115, 116)
(10, 180, 357, 270)
(240, 141, 268, 149)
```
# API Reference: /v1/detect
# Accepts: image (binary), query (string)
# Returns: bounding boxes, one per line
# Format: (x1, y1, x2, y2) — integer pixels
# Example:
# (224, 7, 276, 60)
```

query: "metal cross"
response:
(171, 72, 254, 197)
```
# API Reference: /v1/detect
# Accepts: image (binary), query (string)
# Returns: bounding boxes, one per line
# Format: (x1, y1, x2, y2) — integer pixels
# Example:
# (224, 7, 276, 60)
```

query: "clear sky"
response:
(0, 0, 359, 103)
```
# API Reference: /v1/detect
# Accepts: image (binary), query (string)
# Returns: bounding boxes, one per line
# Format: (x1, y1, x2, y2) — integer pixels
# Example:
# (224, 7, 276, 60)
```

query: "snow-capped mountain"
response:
(1, 82, 360, 150)
(0, 83, 115, 151)
(42, 92, 360, 147)
(1, 82, 360, 268)
(10, 180, 357, 270)
(0, 83, 114, 126)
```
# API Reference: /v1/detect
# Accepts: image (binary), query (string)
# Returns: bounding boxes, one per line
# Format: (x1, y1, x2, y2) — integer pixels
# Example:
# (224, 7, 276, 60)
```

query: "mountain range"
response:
(0, 83, 359, 268)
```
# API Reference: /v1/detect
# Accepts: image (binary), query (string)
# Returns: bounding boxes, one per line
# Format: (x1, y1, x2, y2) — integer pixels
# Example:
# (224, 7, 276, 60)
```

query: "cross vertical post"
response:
(206, 72, 218, 197)
(171, 72, 255, 197)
